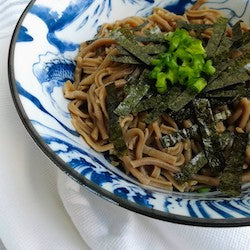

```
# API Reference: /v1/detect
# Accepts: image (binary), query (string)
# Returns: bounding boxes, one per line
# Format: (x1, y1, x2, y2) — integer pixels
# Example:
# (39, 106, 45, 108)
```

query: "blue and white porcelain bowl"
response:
(9, 0, 250, 226)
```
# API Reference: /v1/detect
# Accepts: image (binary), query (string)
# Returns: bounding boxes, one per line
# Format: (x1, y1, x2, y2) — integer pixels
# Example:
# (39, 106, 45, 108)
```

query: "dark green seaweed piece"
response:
(220, 131, 234, 150)
(169, 106, 194, 124)
(132, 94, 165, 114)
(124, 67, 142, 95)
(209, 97, 234, 108)
(161, 125, 199, 148)
(175, 151, 208, 183)
(241, 31, 250, 48)
(114, 69, 151, 116)
(106, 84, 127, 156)
(109, 55, 141, 64)
(116, 45, 130, 55)
(125, 67, 142, 84)
(134, 33, 167, 43)
(132, 21, 149, 31)
(230, 30, 250, 52)
(214, 110, 232, 123)
(205, 67, 250, 92)
(176, 20, 213, 32)
(144, 87, 182, 124)
(193, 98, 225, 172)
(205, 17, 228, 58)
(219, 133, 248, 196)
(205, 49, 250, 92)
(116, 43, 166, 55)
(111, 29, 153, 65)
(168, 88, 197, 112)
(203, 84, 250, 98)
(232, 20, 243, 42)
(214, 34, 233, 58)
(143, 44, 166, 54)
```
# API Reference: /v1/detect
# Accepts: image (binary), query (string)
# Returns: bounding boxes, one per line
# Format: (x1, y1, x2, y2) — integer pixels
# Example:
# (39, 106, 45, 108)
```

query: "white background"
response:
(0, 1, 250, 250)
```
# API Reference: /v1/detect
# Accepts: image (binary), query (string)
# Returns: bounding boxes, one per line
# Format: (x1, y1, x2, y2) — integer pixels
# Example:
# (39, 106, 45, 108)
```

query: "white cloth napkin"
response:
(0, 1, 250, 250)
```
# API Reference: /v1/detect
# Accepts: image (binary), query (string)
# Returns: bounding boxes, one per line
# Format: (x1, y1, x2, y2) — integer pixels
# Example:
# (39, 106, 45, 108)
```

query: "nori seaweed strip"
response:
(202, 84, 250, 98)
(174, 151, 208, 183)
(134, 33, 167, 43)
(205, 67, 250, 92)
(205, 49, 250, 92)
(176, 20, 213, 31)
(143, 44, 167, 54)
(219, 131, 234, 150)
(125, 67, 142, 83)
(219, 133, 248, 196)
(232, 20, 243, 42)
(116, 44, 166, 55)
(116, 45, 130, 55)
(206, 49, 250, 90)
(240, 31, 250, 48)
(132, 94, 165, 114)
(214, 110, 232, 123)
(114, 69, 151, 116)
(106, 84, 127, 156)
(168, 88, 197, 112)
(144, 87, 182, 123)
(169, 105, 194, 124)
(206, 17, 228, 58)
(133, 87, 183, 115)
(161, 125, 199, 148)
(131, 21, 149, 31)
(111, 29, 153, 65)
(124, 67, 143, 95)
(193, 98, 225, 172)
(214, 34, 233, 57)
(109, 55, 141, 64)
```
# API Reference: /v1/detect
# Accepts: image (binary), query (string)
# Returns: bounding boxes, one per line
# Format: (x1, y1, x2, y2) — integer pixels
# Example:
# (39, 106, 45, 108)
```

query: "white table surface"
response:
(0, 1, 89, 249)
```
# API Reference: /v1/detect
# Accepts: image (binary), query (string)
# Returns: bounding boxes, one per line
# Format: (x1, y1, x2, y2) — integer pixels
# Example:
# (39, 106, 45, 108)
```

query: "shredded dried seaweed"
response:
(111, 29, 153, 65)
(175, 151, 208, 183)
(169, 106, 194, 124)
(214, 34, 232, 58)
(134, 33, 167, 43)
(219, 131, 234, 150)
(161, 125, 199, 148)
(176, 20, 213, 32)
(143, 44, 167, 54)
(132, 94, 165, 114)
(109, 55, 141, 64)
(193, 98, 225, 172)
(205, 17, 228, 58)
(214, 110, 232, 123)
(205, 67, 250, 92)
(144, 87, 182, 124)
(117, 43, 166, 55)
(168, 88, 197, 112)
(132, 21, 149, 31)
(106, 84, 127, 156)
(203, 84, 250, 98)
(232, 20, 243, 42)
(114, 70, 151, 116)
(219, 133, 248, 196)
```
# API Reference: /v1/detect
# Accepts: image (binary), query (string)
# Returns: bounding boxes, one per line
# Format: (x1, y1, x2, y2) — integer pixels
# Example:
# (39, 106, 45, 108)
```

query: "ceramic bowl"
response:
(9, 0, 250, 226)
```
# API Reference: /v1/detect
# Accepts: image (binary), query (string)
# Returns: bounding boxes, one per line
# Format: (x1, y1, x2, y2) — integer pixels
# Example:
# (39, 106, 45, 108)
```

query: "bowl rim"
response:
(8, 0, 250, 227)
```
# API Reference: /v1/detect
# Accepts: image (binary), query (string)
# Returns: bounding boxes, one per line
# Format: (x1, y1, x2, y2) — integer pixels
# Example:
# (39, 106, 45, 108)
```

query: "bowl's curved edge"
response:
(8, 0, 250, 227)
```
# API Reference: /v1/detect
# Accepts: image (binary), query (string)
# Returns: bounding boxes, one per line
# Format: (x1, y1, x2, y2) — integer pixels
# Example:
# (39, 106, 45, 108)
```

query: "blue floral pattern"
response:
(11, 0, 250, 223)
